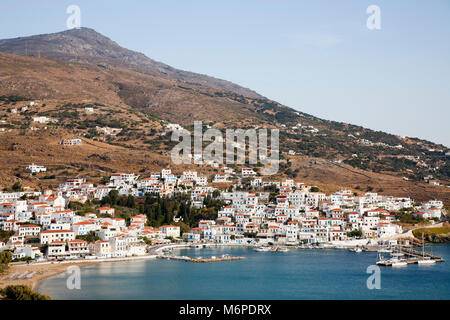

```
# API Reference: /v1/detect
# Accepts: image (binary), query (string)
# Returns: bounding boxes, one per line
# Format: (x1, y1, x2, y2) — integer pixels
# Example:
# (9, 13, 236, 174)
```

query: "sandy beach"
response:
(0, 261, 100, 291)
(0, 241, 373, 295)
(0, 255, 158, 293)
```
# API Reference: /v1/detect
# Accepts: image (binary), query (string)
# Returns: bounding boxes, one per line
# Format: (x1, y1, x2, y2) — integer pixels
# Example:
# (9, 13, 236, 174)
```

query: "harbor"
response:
(36, 244, 450, 299)
(376, 247, 445, 266)
(157, 251, 244, 263)
(376, 235, 445, 267)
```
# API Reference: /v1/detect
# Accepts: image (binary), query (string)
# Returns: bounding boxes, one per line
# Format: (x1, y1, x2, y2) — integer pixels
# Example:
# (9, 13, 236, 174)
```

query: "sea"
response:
(37, 244, 450, 300)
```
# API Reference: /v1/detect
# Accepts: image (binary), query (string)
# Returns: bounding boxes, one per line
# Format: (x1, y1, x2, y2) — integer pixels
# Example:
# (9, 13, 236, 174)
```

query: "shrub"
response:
(0, 285, 51, 300)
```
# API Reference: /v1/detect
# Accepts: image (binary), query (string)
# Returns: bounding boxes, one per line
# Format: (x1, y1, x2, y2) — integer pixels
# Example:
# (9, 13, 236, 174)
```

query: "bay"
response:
(37, 244, 450, 300)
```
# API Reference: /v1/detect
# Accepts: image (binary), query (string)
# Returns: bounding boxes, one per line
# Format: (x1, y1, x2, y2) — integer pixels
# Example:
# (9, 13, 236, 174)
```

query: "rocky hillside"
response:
(0, 28, 262, 99)
(0, 29, 449, 203)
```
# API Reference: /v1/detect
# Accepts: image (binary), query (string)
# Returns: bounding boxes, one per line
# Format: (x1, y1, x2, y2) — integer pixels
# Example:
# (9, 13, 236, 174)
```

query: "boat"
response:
(418, 258, 436, 265)
(276, 247, 289, 252)
(376, 252, 389, 265)
(389, 246, 407, 267)
(349, 247, 363, 253)
(391, 259, 407, 267)
(417, 232, 436, 265)
(377, 246, 393, 253)
(254, 246, 271, 252)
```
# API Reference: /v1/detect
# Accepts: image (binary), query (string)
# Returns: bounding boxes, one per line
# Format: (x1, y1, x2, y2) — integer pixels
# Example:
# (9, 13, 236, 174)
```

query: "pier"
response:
(157, 255, 244, 263)
(376, 246, 445, 266)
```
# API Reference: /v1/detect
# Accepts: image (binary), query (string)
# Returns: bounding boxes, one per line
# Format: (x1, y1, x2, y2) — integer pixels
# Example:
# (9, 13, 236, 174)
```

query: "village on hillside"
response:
(0, 166, 446, 262)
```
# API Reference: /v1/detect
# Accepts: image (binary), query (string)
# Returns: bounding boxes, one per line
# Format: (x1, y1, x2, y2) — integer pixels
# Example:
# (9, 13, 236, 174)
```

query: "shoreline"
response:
(0, 254, 158, 294)
(2, 240, 434, 297)
(8, 241, 386, 293)
(31, 243, 251, 293)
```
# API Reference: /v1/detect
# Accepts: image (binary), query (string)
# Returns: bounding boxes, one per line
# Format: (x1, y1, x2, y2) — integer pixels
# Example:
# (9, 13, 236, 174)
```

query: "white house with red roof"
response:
(72, 221, 98, 235)
(160, 225, 180, 238)
(18, 224, 41, 237)
(178, 180, 194, 188)
(110, 173, 137, 185)
(0, 202, 14, 214)
(213, 172, 231, 183)
(7, 234, 24, 246)
(35, 212, 52, 226)
(51, 210, 75, 223)
(424, 207, 442, 219)
(365, 208, 390, 217)
(40, 229, 75, 244)
(98, 206, 115, 216)
(68, 239, 89, 256)
(241, 168, 256, 177)
(93, 240, 112, 258)
(217, 206, 234, 217)
(305, 209, 320, 219)
(94, 186, 113, 200)
(97, 223, 120, 240)
(12, 245, 42, 260)
(47, 241, 69, 259)
(3, 219, 18, 232)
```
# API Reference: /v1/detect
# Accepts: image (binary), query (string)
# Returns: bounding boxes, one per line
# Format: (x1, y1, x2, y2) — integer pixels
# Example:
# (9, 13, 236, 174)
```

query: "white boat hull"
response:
(392, 261, 407, 267)
(418, 259, 436, 265)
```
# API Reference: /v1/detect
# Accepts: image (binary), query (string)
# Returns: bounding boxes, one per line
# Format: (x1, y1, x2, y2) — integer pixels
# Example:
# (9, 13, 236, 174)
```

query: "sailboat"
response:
(377, 245, 393, 253)
(376, 252, 389, 265)
(389, 245, 407, 267)
(391, 258, 407, 267)
(254, 246, 271, 252)
(418, 233, 436, 265)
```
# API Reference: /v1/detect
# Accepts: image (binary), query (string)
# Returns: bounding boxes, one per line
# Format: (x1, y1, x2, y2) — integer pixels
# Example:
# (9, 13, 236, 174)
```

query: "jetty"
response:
(376, 246, 444, 266)
(157, 255, 244, 263)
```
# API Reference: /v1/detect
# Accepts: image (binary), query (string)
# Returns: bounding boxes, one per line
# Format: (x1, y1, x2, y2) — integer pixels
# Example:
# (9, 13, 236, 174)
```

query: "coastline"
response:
(0, 261, 98, 292)
(1, 240, 409, 297)
(28, 243, 250, 294)
(24, 243, 450, 300)
(0, 255, 158, 293)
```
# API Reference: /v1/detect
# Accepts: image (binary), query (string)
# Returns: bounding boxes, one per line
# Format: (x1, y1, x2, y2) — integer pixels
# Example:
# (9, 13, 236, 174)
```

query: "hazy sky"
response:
(1, 0, 449, 147)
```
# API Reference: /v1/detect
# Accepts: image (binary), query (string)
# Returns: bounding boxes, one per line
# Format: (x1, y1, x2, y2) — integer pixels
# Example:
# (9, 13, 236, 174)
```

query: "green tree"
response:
(347, 230, 362, 238)
(0, 285, 51, 300)
(212, 189, 221, 198)
(11, 182, 23, 192)
(126, 194, 136, 208)
(0, 251, 12, 264)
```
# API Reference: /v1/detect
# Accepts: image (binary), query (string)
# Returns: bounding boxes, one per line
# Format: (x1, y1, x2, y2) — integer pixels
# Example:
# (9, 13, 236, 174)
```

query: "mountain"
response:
(0, 28, 449, 205)
(0, 28, 262, 99)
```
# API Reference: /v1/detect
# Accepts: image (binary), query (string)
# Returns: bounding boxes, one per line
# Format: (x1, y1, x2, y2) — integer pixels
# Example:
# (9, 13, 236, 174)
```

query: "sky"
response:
(1, 0, 449, 147)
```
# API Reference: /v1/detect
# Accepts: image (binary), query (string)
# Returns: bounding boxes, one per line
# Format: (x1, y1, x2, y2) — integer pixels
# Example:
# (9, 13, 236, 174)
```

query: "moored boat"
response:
(391, 260, 407, 267)
(418, 233, 436, 265)
(377, 246, 393, 253)
(418, 258, 436, 265)
(254, 246, 271, 252)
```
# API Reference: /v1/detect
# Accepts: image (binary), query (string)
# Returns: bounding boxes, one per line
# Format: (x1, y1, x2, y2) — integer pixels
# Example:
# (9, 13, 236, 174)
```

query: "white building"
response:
(241, 168, 256, 177)
(60, 138, 82, 146)
(160, 225, 180, 238)
(40, 229, 75, 245)
(25, 163, 47, 173)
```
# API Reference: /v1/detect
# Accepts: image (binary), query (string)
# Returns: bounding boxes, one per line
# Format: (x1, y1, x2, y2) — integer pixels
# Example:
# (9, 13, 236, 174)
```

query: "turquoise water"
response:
(38, 244, 450, 300)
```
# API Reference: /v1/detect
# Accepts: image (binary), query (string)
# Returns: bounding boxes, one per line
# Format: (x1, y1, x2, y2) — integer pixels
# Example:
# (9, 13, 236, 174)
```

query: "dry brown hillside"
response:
(0, 28, 449, 207)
